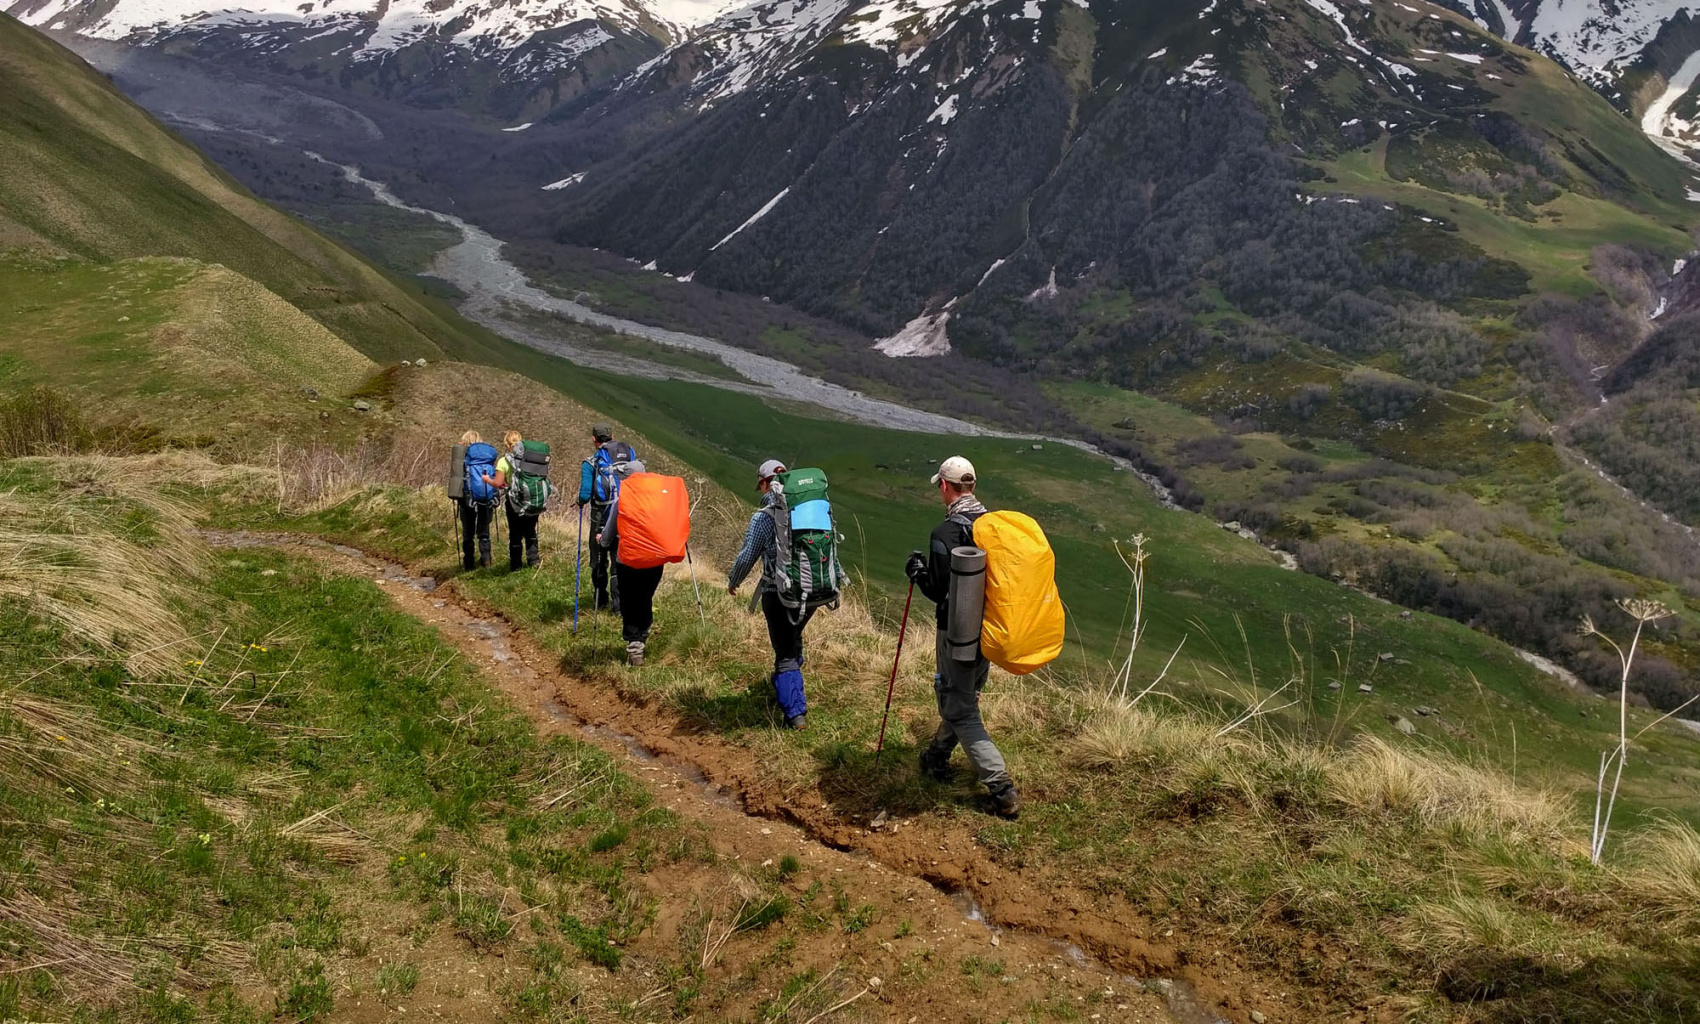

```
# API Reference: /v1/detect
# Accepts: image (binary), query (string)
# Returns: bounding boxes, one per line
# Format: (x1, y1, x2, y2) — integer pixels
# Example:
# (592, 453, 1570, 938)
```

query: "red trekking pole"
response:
(874, 580, 916, 766)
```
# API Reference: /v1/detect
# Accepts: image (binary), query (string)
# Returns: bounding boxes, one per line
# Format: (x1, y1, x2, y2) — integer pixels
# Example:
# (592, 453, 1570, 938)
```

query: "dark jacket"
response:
(918, 510, 983, 629)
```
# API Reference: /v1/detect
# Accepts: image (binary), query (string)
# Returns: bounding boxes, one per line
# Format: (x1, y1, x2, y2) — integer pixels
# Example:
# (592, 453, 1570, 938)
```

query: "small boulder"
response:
(1251, 1013, 1268, 1024)
(399, 359, 412, 367)
(1378, 652, 1395, 663)
(300, 385, 319, 402)
(1327, 681, 1342, 691)
(1358, 683, 1374, 694)
(352, 399, 372, 412)
(415, 357, 428, 367)
(1391, 716, 1417, 735)
(1399, 610, 1413, 620)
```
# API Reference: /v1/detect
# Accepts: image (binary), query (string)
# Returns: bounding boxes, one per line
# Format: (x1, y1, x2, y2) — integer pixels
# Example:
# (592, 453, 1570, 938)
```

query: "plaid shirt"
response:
(727, 493, 782, 591)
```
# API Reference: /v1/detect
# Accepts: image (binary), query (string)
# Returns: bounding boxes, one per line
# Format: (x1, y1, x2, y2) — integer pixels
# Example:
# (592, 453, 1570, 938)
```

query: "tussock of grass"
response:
(1331, 736, 1572, 840)
(0, 386, 93, 458)
(0, 454, 206, 674)
(1631, 820, 1700, 928)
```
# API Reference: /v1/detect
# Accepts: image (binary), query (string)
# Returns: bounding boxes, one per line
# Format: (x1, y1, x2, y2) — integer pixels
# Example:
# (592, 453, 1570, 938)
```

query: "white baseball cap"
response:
(757, 459, 786, 484)
(931, 456, 976, 486)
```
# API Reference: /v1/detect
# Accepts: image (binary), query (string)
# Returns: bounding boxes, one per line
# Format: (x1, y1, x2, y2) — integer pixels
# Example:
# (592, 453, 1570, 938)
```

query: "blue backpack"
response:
(464, 443, 500, 503)
(589, 441, 637, 503)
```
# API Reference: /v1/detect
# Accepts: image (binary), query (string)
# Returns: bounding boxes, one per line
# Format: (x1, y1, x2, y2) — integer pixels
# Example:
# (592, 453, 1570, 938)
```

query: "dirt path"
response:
(201, 531, 1297, 1024)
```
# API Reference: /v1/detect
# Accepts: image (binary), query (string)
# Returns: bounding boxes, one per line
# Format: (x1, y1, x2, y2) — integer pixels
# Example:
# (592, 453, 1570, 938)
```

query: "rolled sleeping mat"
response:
(448, 444, 468, 500)
(948, 545, 987, 663)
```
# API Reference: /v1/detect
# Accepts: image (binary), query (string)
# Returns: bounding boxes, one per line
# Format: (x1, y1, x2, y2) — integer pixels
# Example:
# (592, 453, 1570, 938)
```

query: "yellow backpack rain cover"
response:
(972, 510, 1064, 675)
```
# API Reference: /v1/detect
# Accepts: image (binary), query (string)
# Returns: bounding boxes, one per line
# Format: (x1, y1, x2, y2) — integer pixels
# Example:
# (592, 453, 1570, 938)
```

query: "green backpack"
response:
(766, 467, 845, 615)
(506, 440, 552, 516)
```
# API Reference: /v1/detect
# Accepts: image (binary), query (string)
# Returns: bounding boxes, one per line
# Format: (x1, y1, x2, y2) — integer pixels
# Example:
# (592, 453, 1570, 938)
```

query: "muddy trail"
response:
(201, 530, 1322, 1024)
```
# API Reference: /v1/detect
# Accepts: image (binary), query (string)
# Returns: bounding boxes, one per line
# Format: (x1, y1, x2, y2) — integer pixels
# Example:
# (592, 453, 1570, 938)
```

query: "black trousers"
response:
(505, 505, 539, 570)
(589, 503, 619, 611)
(457, 499, 493, 570)
(615, 562, 664, 644)
(760, 591, 817, 672)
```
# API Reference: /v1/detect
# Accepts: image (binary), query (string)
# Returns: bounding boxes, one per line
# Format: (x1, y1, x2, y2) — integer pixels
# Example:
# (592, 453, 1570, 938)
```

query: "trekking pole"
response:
(874, 581, 916, 767)
(573, 506, 584, 633)
(685, 544, 707, 629)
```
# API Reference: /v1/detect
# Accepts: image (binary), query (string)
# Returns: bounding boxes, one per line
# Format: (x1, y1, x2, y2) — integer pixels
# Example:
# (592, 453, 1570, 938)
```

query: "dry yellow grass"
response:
(0, 454, 212, 675)
(1630, 819, 1700, 927)
(1330, 736, 1573, 841)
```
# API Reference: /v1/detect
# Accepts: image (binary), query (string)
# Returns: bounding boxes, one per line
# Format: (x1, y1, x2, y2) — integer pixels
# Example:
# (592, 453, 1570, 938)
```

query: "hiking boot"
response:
(987, 790, 1021, 820)
(918, 749, 952, 783)
(625, 641, 645, 667)
(785, 714, 808, 731)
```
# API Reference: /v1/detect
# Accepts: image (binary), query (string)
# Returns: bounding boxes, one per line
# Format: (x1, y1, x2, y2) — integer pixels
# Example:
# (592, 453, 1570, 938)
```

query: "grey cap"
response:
(613, 459, 645, 480)
(592, 423, 613, 442)
(757, 459, 786, 484)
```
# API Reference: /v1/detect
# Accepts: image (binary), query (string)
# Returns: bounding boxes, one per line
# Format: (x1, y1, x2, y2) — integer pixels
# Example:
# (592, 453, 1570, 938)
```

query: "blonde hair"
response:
(459, 430, 482, 444)
(503, 430, 523, 450)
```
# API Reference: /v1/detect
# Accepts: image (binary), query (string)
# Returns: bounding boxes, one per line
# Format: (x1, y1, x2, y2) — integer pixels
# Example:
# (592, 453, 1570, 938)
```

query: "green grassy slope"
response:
(0, 15, 509, 364)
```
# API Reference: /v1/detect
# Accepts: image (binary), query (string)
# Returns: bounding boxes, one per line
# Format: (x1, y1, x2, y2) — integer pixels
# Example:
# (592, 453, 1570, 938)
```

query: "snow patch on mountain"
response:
(1465, 0, 1695, 91)
(874, 310, 951, 356)
(1642, 47, 1700, 166)
(1526, 0, 1687, 78)
(1302, 0, 1369, 55)
(711, 186, 791, 249)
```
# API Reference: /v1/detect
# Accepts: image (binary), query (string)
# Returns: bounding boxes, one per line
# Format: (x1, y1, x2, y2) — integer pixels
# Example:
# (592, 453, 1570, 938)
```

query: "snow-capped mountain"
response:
(1456, 1, 1698, 98)
(1471, 0, 1689, 78)
(10, 0, 738, 47)
(531, 0, 1700, 349)
(621, 0, 1017, 103)
(6, 0, 743, 114)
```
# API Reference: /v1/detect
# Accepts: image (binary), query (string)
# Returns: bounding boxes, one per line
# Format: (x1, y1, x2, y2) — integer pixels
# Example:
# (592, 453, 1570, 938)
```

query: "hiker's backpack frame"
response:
(588, 441, 637, 505)
(507, 441, 552, 516)
(765, 467, 846, 619)
(463, 442, 501, 505)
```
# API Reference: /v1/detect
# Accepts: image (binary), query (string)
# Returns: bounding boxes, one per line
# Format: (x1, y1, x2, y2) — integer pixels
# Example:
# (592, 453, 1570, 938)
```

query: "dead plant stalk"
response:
(1581, 598, 1673, 865)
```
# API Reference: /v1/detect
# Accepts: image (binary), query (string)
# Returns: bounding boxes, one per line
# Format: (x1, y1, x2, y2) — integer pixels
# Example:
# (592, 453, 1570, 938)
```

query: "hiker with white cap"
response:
(727, 458, 816, 729)
(904, 456, 1020, 819)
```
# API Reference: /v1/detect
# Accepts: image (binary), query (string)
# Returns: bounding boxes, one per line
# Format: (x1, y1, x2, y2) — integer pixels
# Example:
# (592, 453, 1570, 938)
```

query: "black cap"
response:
(592, 423, 613, 442)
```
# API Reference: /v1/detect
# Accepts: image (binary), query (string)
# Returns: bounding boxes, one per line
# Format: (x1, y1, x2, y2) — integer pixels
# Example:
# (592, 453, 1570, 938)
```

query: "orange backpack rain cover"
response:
(616, 474, 691, 569)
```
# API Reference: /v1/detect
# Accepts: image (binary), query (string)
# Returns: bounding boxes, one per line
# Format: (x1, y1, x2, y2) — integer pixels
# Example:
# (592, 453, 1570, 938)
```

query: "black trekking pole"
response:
(874, 580, 916, 767)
